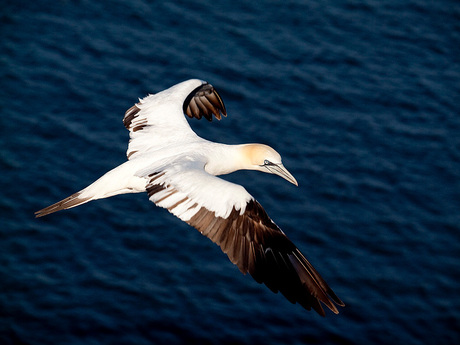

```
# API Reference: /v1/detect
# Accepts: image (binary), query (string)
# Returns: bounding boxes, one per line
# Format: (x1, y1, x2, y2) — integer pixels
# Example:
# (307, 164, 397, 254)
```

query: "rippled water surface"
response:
(1, 1, 459, 344)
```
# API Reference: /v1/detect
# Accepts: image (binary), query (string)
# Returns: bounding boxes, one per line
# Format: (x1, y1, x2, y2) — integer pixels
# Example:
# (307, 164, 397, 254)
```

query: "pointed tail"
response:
(35, 191, 92, 218)
(35, 161, 147, 218)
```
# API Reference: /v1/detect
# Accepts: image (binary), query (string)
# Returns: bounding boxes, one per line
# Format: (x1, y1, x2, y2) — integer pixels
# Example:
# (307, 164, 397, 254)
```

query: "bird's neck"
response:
(204, 144, 253, 176)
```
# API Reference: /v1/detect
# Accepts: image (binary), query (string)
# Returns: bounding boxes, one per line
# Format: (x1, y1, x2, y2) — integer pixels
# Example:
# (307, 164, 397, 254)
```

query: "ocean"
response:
(1, 0, 459, 344)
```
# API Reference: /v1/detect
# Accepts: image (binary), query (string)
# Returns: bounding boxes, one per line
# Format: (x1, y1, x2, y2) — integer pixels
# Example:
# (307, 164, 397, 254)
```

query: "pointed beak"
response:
(267, 163, 298, 186)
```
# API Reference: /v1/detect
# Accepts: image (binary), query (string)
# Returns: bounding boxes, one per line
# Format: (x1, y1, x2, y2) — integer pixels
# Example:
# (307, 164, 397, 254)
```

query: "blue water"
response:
(1, 0, 459, 344)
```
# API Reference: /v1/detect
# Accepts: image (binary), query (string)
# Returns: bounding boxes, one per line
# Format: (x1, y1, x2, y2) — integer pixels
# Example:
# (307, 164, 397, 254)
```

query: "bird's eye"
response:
(264, 159, 270, 165)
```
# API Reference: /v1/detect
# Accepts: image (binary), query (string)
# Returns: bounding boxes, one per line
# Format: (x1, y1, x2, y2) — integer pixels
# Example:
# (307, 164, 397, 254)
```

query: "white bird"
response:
(36, 79, 344, 316)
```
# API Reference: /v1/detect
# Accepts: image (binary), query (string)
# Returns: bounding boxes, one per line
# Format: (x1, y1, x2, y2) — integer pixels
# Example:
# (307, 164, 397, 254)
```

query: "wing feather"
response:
(122, 80, 226, 160)
(141, 160, 344, 316)
(182, 83, 226, 121)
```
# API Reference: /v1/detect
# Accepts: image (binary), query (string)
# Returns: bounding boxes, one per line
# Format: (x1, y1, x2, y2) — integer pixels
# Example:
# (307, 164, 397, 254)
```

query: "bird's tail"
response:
(35, 161, 147, 218)
(35, 191, 92, 218)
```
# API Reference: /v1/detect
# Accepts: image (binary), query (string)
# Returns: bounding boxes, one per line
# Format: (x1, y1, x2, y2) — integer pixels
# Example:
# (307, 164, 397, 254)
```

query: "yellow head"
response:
(241, 144, 298, 186)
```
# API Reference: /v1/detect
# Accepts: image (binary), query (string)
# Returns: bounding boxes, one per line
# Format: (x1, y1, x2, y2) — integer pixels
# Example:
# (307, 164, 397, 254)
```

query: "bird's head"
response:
(242, 144, 298, 186)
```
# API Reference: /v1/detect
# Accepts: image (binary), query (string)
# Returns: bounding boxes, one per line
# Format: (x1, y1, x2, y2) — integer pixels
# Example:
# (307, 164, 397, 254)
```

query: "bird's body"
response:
(36, 79, 344, 316)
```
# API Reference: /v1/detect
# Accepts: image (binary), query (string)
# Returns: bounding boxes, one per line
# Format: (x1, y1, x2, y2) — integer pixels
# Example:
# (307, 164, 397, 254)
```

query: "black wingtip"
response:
(183, 83, 226, 121)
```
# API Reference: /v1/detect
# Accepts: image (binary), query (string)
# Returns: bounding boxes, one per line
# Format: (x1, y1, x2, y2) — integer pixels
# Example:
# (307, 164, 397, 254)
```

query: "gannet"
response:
(36, 79, 344, 316)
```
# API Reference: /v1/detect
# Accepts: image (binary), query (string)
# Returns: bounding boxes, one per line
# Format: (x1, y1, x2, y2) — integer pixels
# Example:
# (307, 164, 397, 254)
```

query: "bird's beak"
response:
(267, 163, 298, 186)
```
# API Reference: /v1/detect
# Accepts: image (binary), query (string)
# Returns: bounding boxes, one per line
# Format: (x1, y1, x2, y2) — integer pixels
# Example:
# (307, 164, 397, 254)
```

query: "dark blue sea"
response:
(1, 1, 459, 344)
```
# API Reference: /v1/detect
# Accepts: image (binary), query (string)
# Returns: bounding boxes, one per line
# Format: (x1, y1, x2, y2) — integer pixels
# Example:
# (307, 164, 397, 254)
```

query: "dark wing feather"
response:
(147, 175, 344, 316)
(182, 83, 227, 121)
(189, 200, 344, 316)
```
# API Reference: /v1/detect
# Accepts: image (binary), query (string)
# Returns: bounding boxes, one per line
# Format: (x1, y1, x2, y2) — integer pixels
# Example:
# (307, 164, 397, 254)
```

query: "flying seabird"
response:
(36, 79, 344, 316)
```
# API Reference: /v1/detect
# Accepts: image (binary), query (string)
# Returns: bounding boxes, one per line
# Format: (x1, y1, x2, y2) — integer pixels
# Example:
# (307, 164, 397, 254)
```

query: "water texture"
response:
(1, 1, 459, 344)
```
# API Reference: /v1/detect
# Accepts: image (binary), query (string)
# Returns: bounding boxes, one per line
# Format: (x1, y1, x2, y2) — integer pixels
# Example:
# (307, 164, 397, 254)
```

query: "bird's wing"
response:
(123, 79, 226, 160)
(139, 159, 344, 316)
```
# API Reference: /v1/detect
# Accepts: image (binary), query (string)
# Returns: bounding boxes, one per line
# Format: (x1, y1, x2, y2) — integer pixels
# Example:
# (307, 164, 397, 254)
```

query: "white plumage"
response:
(36, 79, 344, 316)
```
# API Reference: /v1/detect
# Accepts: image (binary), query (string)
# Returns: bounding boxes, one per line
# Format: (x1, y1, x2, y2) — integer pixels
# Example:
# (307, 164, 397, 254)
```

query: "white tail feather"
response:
(35, 162, 147, 217)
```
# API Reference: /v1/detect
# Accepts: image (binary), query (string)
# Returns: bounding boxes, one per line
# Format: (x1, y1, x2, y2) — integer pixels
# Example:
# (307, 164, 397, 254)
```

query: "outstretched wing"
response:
(123, 79, 226, 160)
(140, 159, 344, 316)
